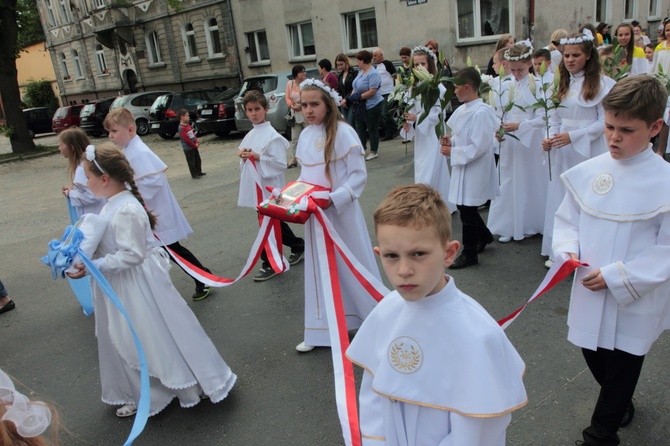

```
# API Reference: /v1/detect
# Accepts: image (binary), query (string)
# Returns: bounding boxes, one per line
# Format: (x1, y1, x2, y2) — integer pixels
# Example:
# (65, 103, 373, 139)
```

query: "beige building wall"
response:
(16, 42, 61, 106)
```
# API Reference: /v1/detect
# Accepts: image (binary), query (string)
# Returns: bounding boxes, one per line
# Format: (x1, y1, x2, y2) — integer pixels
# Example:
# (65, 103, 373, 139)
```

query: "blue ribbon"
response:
(65, 198, 94, 315)
(41, 225, 150, 445)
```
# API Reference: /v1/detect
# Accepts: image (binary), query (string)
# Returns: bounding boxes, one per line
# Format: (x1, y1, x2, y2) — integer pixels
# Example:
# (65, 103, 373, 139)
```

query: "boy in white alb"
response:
(441, 67, 499, 269)
(553, 76, 670, 446)
(347, 184, 527, 445)
(237, 90, 304, 282)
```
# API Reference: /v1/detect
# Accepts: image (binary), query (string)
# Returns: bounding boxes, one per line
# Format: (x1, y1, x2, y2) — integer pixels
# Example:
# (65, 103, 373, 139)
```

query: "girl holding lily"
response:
(487, 42, 549, 244)
(540, 31, 615, 267)
(400, 46, 455, 211)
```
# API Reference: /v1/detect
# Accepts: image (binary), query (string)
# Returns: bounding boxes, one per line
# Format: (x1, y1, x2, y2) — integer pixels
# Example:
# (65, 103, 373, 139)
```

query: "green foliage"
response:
(654, 64, 670, 94)
(601, 45, 632, 81)
(17, 0, 44, 48)
(0, 124, 15, 139)
(23, 79, 59, 108)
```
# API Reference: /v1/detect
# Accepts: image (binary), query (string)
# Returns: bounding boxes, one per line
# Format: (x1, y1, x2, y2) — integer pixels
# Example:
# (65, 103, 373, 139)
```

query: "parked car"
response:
(234, 68, 320, 136)
(149, 89, 223, 139)
(110, 91, 172, 136)
(79, 97, 115, 137)
(195, 87, 241, 137)
(22, 107, 56, 138)
(52, 104, 84, 133)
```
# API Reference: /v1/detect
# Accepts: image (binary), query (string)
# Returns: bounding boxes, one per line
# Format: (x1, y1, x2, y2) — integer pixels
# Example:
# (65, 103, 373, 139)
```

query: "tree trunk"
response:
(0, 0, 36, 154)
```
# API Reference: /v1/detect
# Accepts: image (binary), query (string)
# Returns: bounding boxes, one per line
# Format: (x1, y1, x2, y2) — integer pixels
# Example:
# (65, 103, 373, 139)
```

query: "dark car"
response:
(52, 104, 84, 133)
(79, 97, 115, 137)
(195, 87, 241, 137)
(149, 89, 222, 139)
(22, 107, 56, 138)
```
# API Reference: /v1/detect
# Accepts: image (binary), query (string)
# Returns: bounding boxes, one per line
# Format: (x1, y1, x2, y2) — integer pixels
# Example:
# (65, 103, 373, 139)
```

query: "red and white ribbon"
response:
(497, 253, 588, 329)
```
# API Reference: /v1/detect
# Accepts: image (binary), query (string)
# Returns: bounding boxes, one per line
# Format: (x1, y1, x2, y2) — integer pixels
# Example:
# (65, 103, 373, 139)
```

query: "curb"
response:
(0, 149, 60, 164)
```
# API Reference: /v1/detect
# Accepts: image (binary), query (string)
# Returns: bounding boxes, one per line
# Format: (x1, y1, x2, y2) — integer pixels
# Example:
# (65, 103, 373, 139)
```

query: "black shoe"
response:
(448, 254, 478, 269)
(288, 251, 304, 266)
(198, 172, 207, 177)
(192, 286, 211, 300)
(192, 175, 201, 180)
(253, 268, 278, 282)
(0, 300, 15, 314)
(401, 139, 411, 144)
(620, 400, 635, 428)
(477, 235, 494, 254)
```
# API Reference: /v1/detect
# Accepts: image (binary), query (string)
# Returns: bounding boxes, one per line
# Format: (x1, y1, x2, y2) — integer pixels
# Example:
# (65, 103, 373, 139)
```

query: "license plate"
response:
(151, 123, 160, 128)
(201, 109, 213, 115)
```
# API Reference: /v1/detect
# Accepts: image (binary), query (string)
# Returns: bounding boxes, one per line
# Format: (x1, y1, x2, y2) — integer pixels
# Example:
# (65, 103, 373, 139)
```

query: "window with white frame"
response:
(624, 0, 636, 20)
(182, 23, 199, 60)
(343, 9, 378, 51)
(72, 49, 83, 78)
(94, 0, 105, 8)
(95, 44, 108, 73)
(45, 0, 57, 26)
(595, 0, 610, 23)
(649, 0, 660, 18)
(59, 52, 70, 78)
(246, 30, 269, 64)
(456, 0, 512, 40)
(287, 22, 315, 59)
(145, 31, 163, 65)
(57, 0, 69, 22)
(204, 18, 223, 57)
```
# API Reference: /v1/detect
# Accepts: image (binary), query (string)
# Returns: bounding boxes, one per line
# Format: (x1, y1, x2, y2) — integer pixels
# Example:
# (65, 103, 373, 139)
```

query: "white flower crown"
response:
(300, 78, 343, 103)
(411, 46, 438, 62)
(85, 144, 107, 174)
(504, 40, 534, 61)
(0, 369, 52, 438)
(560, 29, 595, 45)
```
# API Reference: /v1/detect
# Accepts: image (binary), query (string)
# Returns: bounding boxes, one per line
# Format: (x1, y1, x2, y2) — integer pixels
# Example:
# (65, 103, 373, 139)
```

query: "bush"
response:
(23, 80, 59, 109)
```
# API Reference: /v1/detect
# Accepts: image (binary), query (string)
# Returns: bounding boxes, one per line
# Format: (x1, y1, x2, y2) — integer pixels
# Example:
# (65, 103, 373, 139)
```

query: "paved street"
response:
(1, 132, 669, 445)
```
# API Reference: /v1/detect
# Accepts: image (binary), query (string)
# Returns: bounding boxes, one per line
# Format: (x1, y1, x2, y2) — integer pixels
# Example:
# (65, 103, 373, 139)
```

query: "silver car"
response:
(234, 69, 319, 137)
(110, 90, 172, 135)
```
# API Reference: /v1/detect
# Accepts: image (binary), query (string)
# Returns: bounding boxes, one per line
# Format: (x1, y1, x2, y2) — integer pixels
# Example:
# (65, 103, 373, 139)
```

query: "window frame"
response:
(59, 52, 70, 79)
(623, 0, 637, 21)
(72, 49, 83, 79)
(45, 0, 57, 27)
(145, 30, 164, 66)
(287, 21, 316, 61)
(594, 0, 611, 24)
(93, 0, 105, 8)
(648, 0, 661, 20)
(454, 0, 515, 44)
(57, 0, 69, 23)
(342, 9, 378, 52)
(182, 22, 199, 61)
(95, 44, 108, 74)
(245, 29, 270, 66)
(204, 17, 224, 58)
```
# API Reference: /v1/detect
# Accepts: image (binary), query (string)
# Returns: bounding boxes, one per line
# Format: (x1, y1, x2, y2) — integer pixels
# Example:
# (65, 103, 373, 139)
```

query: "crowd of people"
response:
(3, 18, 670, 446)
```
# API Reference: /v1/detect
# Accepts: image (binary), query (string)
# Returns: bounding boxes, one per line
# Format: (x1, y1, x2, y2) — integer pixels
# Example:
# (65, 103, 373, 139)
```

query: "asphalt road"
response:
(1, 131, 669, 446)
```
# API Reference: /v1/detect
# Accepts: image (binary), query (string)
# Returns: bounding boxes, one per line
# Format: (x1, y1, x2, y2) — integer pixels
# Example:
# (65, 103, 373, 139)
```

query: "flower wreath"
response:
(560, 29, 595, 45)
(300, 78, 343, 104)
(411, 45, 437, 62)
(504, 40, 534, 61)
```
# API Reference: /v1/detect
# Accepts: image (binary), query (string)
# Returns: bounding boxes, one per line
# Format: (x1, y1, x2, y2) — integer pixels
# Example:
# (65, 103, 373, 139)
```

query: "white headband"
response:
(504, 40, 534, 61)
(560, 29, 595, 45)
(0, 369, 52, 438)
(300, 79, 343, 103)
(85, 144, 107, 174)
(411, 46, 437, 62)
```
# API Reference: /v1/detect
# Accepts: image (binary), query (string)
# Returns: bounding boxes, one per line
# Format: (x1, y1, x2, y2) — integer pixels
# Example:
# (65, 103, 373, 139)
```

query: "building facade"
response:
(16, 42, 60, 107)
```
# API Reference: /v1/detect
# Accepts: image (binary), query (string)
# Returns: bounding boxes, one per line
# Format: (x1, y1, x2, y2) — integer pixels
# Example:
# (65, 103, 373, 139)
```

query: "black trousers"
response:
(456, 204, 492, 258)
(183, 149, 202, 178)
(581, 347, 645, 446)
(166, 241, 208, 290)
(261, 221, 304, 269)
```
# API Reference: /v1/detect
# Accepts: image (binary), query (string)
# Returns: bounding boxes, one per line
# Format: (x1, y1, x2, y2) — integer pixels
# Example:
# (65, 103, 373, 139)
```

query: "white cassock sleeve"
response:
(450, 109, 497, 167)
(552, 192, 581, 257)
(92, 204, 146, 273)
(439, 412, 510, 446)
(259, 138, 288, 179)
(329, 147, 367, 214)
(567, 102, 605, 159)
(69, 184, 99, 207)
(359, 370, 387, 445)
(134, 172, 165, 202)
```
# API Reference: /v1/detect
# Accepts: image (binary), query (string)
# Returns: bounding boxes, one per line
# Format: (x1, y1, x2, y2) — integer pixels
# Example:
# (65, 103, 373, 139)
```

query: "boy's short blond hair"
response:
(374, 184, 452, 244)
(104, 107, 135, 130)
(602, 75, 667, 126)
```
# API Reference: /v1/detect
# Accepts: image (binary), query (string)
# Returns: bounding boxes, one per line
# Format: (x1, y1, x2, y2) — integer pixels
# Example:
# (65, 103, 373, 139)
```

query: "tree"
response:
(23, 79, 59, 109)
(0, 0, 44, 153)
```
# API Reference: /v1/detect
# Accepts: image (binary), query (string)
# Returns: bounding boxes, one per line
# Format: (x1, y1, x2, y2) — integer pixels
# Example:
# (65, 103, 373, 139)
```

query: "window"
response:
(59, 52, 70, 79)
(57, 0, 69, 22)
(96, 44, 108, 73)
(456, 0, 512, 41)
(45, 0, 57, 26)
(624, 0, 636, 20)
(595, 0, 610, 23)
(182, 23, 198, 60)
(94, 0, 105, 8)
(343, 10, 378, 51)
(145, 31, 163, 64)
(204, 18, 223, 57)
(649, 0, 660, 18)
(287, 22, 315, 59)
(246, 30, 270, 64)
(72, 49, 83, 78)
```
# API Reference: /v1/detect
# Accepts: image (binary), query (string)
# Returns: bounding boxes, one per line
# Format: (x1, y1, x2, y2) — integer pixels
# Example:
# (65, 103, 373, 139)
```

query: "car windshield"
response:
(239, 77, 279, 96)
(53, 107, 68, 118)
(110, 96, 127, 109)
(81, 104, 95, 116)
(212, 88, 240, 102)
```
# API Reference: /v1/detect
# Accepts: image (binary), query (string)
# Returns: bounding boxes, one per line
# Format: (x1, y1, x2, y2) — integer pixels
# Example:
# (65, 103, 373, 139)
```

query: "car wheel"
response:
(136, 119, 150, 136)
(214, 130, 230, 137)
(159, 132, 176, 139)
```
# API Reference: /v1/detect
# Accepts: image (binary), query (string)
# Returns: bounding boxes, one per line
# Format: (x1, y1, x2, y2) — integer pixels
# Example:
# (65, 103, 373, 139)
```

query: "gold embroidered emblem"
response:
(388, 337, 422, 374)
(592, 173, 614, 195)
(315, 136, 325, 151)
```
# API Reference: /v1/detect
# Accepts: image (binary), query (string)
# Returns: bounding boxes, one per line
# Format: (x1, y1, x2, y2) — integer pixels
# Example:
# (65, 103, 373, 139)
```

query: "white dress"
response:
(400, 84, 456, 212)
(123, 135, 193, 245)
(487, 74, 549, 240)
(541, 72, 615, 258)
(91, 191, 236, 415)
(553, 148, 670, 355)
(69, 163, 106, 217)
(237, 122, 289, 207)
(650, 41, 670, 75)
(296, 122, 381, 347)
(347, 277, 527, 445)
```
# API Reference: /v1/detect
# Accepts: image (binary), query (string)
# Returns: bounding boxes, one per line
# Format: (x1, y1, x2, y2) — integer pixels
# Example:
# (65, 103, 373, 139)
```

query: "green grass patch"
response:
(0, 145, 59, 162)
